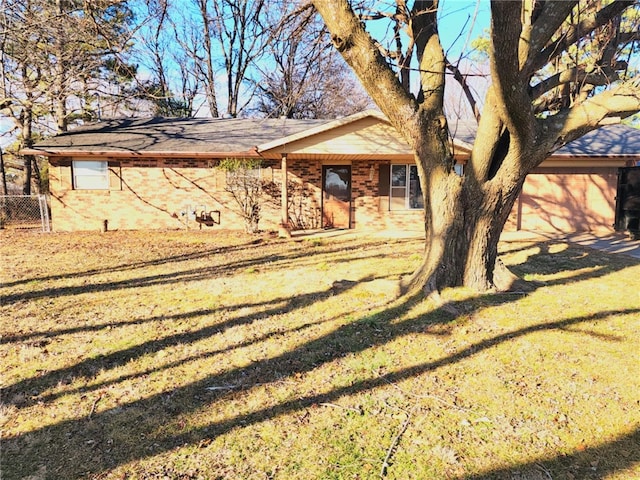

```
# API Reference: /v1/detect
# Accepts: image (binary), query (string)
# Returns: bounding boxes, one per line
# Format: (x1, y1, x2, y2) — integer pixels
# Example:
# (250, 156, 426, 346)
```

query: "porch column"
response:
(279, 153, 291, 237)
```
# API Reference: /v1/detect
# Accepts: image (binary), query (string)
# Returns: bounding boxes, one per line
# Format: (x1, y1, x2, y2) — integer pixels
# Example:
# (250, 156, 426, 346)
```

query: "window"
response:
(390, 164, 423, 210)
(73, 161, 109, 190)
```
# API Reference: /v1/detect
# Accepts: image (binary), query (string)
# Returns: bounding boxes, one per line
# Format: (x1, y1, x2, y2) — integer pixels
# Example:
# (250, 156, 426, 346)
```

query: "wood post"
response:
(279, 154, 291, 237)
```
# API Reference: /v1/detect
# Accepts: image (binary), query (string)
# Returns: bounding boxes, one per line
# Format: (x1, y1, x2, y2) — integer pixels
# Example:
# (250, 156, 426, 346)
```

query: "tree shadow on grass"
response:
(459, 426, 640, 479)
(1, 278, 372, 407)
(2, 278, 355, 346)
(502, 237, 640, 280)
(2, 229, 409, 291)
(1, 237, 265, 289)
(1, 238, 397, 305)
(4, 294, 637, 479)
(2, 238, 638, 479)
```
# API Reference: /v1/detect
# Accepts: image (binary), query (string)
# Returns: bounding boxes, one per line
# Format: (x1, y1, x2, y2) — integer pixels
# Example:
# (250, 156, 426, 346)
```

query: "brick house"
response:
(24, 110, 640, 233)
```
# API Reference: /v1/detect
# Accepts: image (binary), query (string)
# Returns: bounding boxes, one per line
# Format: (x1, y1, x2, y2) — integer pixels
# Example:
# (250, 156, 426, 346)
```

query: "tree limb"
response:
(530, 62, 626, 101)
(524, 0, 634, 77)
(524, 0, 578, 69)
(489, 0, 533, 142)
(445, 59, 481, 122)
(411, 0, 445, 112)
(544, 79, 640, 153)
(312, 0, 417, 136)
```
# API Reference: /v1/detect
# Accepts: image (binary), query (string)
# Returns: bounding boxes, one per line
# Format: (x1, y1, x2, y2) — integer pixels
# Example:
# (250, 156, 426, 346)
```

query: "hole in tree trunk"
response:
(488, 129, 510, 180)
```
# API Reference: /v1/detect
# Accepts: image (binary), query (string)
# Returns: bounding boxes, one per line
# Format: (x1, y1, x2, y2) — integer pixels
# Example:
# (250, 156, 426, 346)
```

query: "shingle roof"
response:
(31, 117, 328, 154)
(446, 119, 640, 157)
(554, 124, 640, 156)
(26, 111, 640, 158)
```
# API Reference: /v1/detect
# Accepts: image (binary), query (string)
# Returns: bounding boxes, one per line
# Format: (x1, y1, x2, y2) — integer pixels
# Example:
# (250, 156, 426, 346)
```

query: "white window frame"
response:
(390, 164, 424, 210)
(72, 160, 109, 190)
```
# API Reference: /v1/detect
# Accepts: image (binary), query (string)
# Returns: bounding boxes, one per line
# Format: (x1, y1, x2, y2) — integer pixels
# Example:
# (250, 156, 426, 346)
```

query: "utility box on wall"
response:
(615, 167, 640, 240)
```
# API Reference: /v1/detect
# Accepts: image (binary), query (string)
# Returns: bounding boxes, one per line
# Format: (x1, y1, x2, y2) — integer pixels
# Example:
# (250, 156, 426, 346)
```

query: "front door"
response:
(322, 165, 351, 228)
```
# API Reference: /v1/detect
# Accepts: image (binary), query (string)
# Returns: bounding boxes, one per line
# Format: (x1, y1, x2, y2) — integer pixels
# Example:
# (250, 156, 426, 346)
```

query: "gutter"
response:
(19, 147, 262, 159)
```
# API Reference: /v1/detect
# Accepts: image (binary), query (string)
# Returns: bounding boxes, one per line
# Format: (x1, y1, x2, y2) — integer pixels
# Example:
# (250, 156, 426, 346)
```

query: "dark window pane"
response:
(409, 166, 424, 209)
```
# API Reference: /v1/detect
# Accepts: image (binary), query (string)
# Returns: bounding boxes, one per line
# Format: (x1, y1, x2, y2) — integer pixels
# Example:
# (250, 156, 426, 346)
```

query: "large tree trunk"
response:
(313, 0, 525, 295)
(400, 149, 526, 295)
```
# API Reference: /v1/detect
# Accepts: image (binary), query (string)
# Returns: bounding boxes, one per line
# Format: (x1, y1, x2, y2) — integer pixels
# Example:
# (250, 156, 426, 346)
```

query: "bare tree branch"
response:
(543, 78, 640, 155)
(312, 0, 417, 135)
(523, 0, 578, 69)
(411, 0, 445, 111)
(445, 59, 481, 122)
(531, 62, 627, 101)
(525, 0, 635, 77)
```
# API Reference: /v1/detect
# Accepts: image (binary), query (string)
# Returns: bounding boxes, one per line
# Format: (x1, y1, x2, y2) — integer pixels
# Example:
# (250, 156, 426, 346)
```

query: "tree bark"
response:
(314, 0, 514, 294)
(19, 106, 34, 195)
(400, 148, 527, 295)
(53, 0, 68, 133)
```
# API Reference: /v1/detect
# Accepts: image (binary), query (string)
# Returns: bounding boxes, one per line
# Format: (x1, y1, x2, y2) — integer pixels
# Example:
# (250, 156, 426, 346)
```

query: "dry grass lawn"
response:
(1, 229, 639, 480)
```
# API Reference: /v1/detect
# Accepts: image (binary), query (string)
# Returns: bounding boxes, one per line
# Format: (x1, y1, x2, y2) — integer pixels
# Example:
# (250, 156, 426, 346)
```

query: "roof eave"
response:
(548, 153, 640, 160)
(20, 148, 261, 159)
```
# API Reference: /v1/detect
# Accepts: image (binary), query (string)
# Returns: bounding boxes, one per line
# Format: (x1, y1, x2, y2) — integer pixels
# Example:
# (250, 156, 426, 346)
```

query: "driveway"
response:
(499, 230, 640, 259)
(560, 232, 640, 259)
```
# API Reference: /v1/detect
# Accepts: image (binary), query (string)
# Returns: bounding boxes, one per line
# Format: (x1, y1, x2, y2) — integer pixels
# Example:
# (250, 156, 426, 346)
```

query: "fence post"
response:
(38, 194, 50, 232)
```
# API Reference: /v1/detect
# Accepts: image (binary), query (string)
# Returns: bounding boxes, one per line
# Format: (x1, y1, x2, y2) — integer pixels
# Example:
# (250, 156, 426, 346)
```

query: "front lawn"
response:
(1, 229, 638, 479)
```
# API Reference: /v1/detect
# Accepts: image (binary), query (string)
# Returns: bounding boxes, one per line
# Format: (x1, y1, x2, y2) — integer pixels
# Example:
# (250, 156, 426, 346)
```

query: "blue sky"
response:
(1, 118, 13, 149)
(0, 1, 492, 148)
(438, 0, 490, 57)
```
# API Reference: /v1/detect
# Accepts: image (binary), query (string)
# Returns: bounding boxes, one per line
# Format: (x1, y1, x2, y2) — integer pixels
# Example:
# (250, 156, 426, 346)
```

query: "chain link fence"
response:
(0, 195, 51, 232)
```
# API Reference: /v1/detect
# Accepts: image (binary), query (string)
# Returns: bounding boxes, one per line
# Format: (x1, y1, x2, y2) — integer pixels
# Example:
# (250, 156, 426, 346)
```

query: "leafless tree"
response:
(210, 0, 272, 117)
(253, 1, 373, 118)
(218, 157, 264, 233)
(134, 0, 200, 116)
(147, 0, 273, 118)
(0, 0, 135, 193)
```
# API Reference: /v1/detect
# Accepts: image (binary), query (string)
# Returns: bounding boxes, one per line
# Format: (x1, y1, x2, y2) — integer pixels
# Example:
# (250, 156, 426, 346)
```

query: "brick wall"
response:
(505, 167, 617, 233)
(285, 159, 323, 229)
(49, 157, 282, 232)
(49, 157, 613, 234)
(49, 157, 430, 233)
(283, 159, 424, 232)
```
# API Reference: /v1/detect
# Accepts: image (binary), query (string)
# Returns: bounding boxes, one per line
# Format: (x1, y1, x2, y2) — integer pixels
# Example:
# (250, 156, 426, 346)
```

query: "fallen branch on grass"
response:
(88, 394, 103, 420)
(380, 407, 413, 478)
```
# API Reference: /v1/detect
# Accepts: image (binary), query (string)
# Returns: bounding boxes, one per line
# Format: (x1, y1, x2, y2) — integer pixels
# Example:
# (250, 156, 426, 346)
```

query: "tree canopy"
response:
(0, 0, 371, 192)
(1, 0, 137, 192)
(313, 0, 640, 293)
